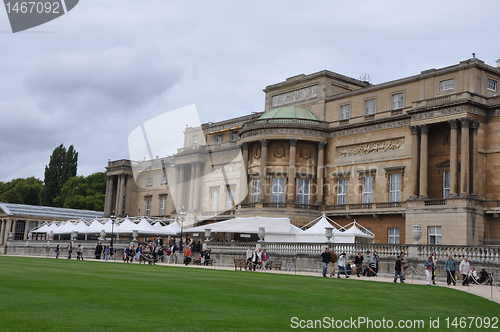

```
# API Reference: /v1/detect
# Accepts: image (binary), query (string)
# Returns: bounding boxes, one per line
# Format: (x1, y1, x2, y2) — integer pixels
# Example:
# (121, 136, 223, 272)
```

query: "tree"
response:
(40, 144, 78, 207)
(53, 172, 106, 211)
(0, 177, 43, 205)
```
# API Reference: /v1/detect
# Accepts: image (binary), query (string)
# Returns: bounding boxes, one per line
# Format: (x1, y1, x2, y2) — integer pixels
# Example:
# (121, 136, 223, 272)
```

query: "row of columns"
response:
(104, 174, 128, 216)
(410, 118, 479, 199)
(242, 139, 326, 204)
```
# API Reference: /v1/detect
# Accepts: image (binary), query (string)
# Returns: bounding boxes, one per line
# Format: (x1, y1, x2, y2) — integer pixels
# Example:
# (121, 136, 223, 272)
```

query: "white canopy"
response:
(115, 217, 139, 233)
(184, 216, 299, 235)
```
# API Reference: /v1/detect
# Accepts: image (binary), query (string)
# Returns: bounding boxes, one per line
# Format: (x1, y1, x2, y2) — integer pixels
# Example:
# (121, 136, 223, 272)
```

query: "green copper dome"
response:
(259, 106, 318, 120)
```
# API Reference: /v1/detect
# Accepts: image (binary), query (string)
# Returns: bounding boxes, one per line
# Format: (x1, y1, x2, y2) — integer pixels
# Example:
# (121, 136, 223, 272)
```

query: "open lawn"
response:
(0, 256, 498, 331)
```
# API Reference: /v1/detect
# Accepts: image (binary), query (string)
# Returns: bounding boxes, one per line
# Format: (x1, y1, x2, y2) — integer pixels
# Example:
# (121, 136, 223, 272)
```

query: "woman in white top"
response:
(459, 257, 470, 286)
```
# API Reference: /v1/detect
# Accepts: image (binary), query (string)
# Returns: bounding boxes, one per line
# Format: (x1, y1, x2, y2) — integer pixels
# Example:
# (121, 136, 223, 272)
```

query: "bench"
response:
(265, 261, 282, 270)
(234, 258, 249, 271)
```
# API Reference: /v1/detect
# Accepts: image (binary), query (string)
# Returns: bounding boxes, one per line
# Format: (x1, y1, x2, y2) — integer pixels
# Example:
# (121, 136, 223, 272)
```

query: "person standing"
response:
(400, 252, 409, 280)
(393, 255, 404, 283)
(363, 251, 372, 276)
(251, 248, 261, 271)
(261, 249, 269, 270)
(76, 244, 84, 260)
(443, 255, 457, 286)
(55, 245, 60, 259)
(431, 252, 438, 285)
(67, 242, 73, 259)
(103, 246, 110, 262)
(94, 242, 103, 260)
(459, 257, 470, 286)
(337, 252, 349, 278)
(328, 249, 338, 277)
(372, 251, 380, 276)
(321, 248, 330, 277)
(354, 252, 363, 277)
(183, 246, 192, 266)
(423, 256, 434, 286)
(246, 246, 253, 268)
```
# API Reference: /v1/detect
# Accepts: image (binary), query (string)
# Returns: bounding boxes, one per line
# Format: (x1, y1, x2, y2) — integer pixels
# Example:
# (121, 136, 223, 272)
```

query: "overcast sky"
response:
(0, 0, 498, 183)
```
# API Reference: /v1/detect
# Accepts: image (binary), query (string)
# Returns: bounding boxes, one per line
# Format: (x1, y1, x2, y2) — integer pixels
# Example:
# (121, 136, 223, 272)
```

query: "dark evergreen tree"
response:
(40, 144, 78, 207)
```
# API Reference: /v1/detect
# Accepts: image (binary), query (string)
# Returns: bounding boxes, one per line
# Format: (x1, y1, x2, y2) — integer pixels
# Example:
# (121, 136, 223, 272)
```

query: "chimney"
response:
(497, 59, 500, 68)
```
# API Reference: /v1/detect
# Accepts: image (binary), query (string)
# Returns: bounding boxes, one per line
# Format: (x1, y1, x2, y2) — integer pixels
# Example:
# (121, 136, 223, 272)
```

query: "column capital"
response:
(241, 142, 250, 150)
(419, 124, 430, 134)
(448, 119, 459, 129)
(470, 119, 480, 130)
(460, 117, 471, 128)
(289, 138, 298, 147)
(316, 141, 326, 150)
(260, 139, 268, 148)
(409, 125, 420, 135)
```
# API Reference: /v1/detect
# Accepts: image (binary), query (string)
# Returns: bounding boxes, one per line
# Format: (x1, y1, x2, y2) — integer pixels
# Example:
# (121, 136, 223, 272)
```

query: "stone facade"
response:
(105, 57, 500, 246)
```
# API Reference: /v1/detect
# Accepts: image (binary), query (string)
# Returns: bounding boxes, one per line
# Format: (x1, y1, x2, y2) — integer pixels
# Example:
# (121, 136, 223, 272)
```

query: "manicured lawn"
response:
(0, 256, 498, 331)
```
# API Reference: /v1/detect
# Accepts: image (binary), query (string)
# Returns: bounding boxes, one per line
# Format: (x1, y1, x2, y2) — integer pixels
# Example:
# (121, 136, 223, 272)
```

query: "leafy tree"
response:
(53, 172, 106, 211)
(40, 144, 78, 206)
(0, 177, 43, 205)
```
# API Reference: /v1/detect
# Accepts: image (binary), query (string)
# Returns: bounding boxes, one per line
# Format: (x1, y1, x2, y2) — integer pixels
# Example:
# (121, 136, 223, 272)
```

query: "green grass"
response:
(0, 256, 498, 332)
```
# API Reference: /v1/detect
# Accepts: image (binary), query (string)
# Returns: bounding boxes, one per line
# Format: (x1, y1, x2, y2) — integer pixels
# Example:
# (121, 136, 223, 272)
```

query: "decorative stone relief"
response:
(213, 162, 241, 173)
(300, 146, 311, 159)
(274, 144, 285, 158)
(271, 85, 319, 108)
(329, 119, 410, 138)
(337, 138, 404, 157)
(411, 105, 486, 121)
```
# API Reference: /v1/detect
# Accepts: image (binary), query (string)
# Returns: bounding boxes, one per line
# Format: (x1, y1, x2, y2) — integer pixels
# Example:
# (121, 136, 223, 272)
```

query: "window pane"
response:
(389, 173, 401, 202)
(337, 178, 346, 205)
(443, 170, 450, 198)
(362, 176, 373, 203)
(211, 190, 219, 211)
(439, 79, 454, 91)
(297, 179, 310, 204)
(392, 93, 404, 109)
(272, 178, 285, 203)
(365, 99, 376, 115)
(252, 178, 260, 203)
(340, 105, 350, 120)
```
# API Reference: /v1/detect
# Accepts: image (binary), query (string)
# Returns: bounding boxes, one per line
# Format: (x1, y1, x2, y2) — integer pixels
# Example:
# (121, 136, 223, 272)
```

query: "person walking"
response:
(354, 252, 363, 277)
(76, 245, 84, 260)
(321, 248, 330, 277)
(337, 253, 349, 278)
(184, 246, 192, 266)
(393, 255, 404, 283)
(94, 242, 103, 260)
(431, 252, 438, 285)
(260, 249, 269, 270)
(103, 246, 110, 262)
(400, 252, 409, 280)
(328, 249, 338, 277)
(423, 256, 434, 286)
(444, 255, 457, 286)
(67, 242, 73, 259)
(459, 257, 470, 286)
(55, 245, 60, 259)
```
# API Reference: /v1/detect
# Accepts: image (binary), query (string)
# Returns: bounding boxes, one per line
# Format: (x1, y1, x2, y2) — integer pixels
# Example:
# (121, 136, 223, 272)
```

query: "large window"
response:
(145, 199, 151, 216)
(211, 190, 219, 212)
(340, 104, 351, 120)
(392, 93, 404, 110)
(428, 226, 442, 245)
(439, 79, 454, 91)
(443, 170, 450, 198)
(388, 228, 400, 244)
(337, 178, 347, 205)
(272, 177, 285, 203)
(252, 178, 260, 203)
(147, 176, 153, 186)
(488, 78, 497, 91)
(362, 176, 373, 204)
(226, 187, 235, 210)
(389, 173, 401, 202)
(160, 196, 166, 215)
(297, 179, 310, 204)
(215, 132, 223, 144)
(14, 220, 26, 240)
(231, 130, 239, 141)
(365, 99, 376, 115)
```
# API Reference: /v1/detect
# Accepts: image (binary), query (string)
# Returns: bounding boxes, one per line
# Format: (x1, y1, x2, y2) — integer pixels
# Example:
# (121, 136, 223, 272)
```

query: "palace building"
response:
(104, 57, 500, 246)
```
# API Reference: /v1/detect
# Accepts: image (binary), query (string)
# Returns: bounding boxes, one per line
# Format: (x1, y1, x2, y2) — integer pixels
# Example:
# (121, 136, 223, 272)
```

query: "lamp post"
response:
(110, 212, 116, 258)
(179, 209, 186, 253)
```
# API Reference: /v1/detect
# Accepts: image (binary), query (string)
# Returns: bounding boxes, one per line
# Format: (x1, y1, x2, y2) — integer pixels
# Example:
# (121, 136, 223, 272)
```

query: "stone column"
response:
(193, 162, 203, 211)
(287, 139, 298, 203)
(471, 119, 480, 196)
(460, 118, 471, 196)
(316, 141, 326, 204)
(419, 124, 429, 199)
(448, 119, 459, 197)
(114, 175, 123, 216)
(177, 166, 185, 211)
(259, 139, 268, 202)
(104, 176, 114, 216)
(117, 175, 126, 216)
(188, 163, 196, 211)
(241, 143, 251, 203)
(409, 126, 420, 199)
(0, 219, 5, 245)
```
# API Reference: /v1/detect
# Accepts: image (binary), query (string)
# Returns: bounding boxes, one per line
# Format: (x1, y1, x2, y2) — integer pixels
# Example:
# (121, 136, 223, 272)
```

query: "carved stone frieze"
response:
(213, 162, 241, 174)
(271, 85, 319, 108)
(329, 119, 410, 138)
(410, 105, 486, 121)
(337, 138, 405, 157)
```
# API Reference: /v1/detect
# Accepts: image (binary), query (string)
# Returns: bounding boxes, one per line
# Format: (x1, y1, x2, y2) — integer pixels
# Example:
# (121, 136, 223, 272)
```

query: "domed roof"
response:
(259, 106, 318, 120)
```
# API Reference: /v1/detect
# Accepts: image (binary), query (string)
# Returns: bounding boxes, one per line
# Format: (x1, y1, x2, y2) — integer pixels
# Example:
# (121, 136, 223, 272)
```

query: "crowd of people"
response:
(320, 248, 493, 286)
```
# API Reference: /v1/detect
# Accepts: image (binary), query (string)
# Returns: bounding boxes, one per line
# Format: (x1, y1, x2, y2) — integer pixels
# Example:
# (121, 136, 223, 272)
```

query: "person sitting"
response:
(477, 268, 491, 284)
(468, 267, 479, 284)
